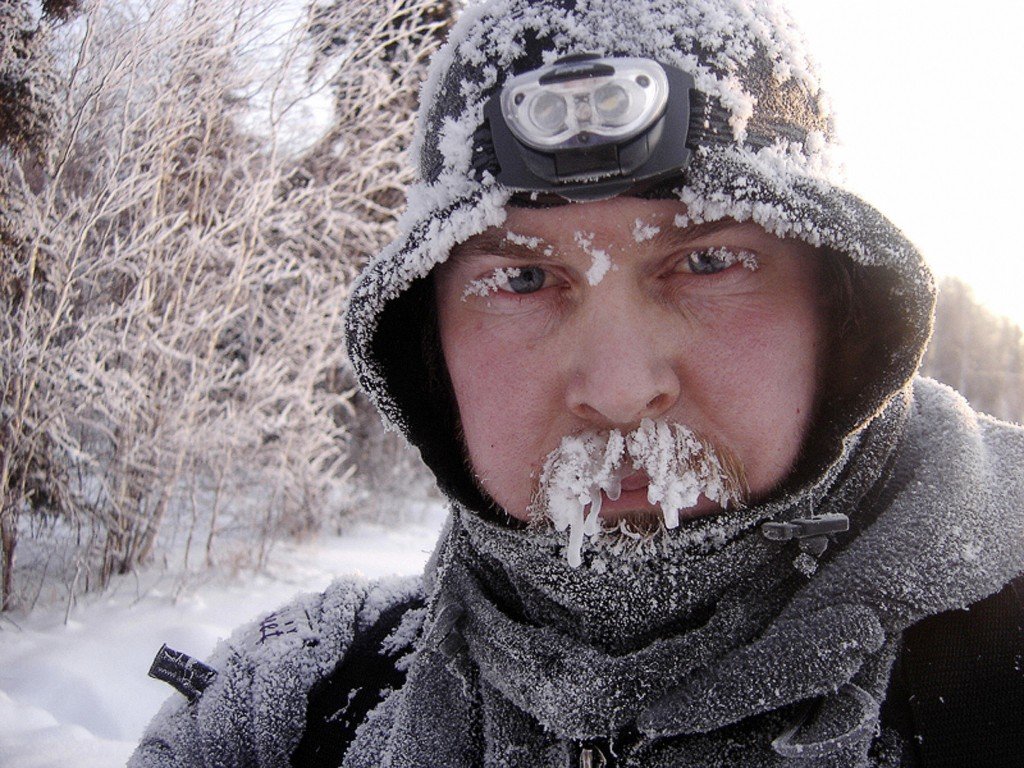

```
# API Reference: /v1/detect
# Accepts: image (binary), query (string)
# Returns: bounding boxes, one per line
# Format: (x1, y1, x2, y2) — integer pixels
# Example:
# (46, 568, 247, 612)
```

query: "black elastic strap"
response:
(889, 574, 1024, 767)
(290, 595, 425, 768)
(147, 644, 218, 703)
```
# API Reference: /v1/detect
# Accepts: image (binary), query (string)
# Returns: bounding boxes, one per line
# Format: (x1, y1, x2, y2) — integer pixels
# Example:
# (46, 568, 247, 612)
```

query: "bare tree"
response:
(1, 0, 83, 610)
(0, 0, 80, 157)
(1, 0, 449, 610)
(299, 0, 454, 517)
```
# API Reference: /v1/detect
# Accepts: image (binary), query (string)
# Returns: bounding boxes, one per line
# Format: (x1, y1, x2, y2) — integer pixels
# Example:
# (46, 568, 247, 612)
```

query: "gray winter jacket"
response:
(130, 378, 1024, 768)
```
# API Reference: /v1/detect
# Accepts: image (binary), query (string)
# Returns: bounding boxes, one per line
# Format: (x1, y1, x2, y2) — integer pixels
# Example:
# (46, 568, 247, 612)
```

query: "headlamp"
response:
(481, 55, 696, 201)
(501, 58, 669, 150)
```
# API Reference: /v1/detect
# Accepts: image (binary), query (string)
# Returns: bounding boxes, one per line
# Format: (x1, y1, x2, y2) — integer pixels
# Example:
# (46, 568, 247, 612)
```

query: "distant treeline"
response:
(922, 277, 1024, 425)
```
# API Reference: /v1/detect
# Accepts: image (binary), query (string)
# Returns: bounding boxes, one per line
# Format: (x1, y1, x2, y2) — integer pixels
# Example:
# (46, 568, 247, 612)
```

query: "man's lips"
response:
(618, 471, 650, 493)
(598, 486, 659, 517)
(588, 472, 658, 517)
(593, 472, 722, 522)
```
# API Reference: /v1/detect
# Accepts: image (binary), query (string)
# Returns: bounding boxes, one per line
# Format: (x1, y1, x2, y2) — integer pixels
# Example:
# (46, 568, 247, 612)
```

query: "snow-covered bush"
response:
(0, 0, 449, 611)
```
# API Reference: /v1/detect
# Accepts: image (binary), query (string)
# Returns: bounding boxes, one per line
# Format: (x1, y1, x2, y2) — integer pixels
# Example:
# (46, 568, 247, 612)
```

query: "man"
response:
(131, 0, 1024, 766)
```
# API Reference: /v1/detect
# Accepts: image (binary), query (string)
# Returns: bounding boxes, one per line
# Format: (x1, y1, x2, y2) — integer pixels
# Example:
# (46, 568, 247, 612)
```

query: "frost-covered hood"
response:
(344, 0, 935, 514)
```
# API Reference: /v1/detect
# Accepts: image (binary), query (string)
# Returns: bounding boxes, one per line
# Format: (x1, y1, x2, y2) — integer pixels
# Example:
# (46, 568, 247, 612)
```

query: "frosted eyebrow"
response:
(651, 218, 742, 251)
(449, 230, 548, 263)
(449, 216, 741, 263)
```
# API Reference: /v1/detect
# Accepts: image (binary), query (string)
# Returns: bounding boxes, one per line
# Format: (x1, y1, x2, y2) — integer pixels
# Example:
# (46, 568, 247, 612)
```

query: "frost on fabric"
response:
(436, 116, 475, 173)
(535, 418, 745, 567)
(381, 606, 429, 671)
(672, 142, 841, 248)
(573, 230, 612, 286)
(358, 576, 424, 631)
(781, 378, 1024, 632)
(130, 578, 373, 768)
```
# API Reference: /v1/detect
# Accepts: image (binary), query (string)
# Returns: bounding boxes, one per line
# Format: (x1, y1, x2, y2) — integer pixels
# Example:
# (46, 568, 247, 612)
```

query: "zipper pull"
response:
(761, 513, 850, 575)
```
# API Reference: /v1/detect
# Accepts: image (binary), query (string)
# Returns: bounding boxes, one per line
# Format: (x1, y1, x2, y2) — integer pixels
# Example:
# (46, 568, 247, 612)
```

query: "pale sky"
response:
(782, 0, 1024, 328)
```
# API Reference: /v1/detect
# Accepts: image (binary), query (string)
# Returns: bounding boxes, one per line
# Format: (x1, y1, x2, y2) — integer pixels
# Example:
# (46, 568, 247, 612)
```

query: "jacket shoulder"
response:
(129, 574, 425, 768)
(912, 375, 1024, 523)
(292, 582, 428, 767)
(884, 573, 1024, 767)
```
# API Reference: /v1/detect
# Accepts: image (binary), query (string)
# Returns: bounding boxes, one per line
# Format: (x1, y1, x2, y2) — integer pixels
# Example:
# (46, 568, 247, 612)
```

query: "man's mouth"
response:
(531, 420, 747, 567)
(596, 472, 724, 524)
(596, 470, 659, 517)
(618, 471, 649, 494)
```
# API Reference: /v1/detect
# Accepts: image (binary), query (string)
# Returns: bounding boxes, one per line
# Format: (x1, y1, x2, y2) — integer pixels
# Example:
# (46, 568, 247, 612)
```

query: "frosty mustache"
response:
(530, 419, 748, 567)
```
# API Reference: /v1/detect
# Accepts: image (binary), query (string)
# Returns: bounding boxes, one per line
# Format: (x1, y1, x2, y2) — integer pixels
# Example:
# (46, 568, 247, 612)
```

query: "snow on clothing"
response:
(129, 379, 1024, 767)
(131, 0, 1024, 765)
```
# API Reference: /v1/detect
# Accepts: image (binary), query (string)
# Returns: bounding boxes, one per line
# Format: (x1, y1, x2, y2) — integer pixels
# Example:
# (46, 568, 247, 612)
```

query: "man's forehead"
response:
(452, 204, 762, 259)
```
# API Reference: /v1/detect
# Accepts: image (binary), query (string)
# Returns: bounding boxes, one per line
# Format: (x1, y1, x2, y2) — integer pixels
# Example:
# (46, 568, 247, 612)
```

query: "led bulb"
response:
(529, 92, 568, 134)
(594, 83, 630, 124)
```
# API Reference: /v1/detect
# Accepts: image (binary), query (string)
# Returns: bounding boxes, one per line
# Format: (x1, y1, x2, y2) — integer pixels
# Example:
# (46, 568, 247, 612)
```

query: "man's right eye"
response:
(461, 266, 552, 300)
(501, 266, 548, 294)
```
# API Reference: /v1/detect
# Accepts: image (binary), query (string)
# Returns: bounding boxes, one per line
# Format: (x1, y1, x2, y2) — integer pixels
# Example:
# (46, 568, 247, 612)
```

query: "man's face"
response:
(434, 197, 824, 525)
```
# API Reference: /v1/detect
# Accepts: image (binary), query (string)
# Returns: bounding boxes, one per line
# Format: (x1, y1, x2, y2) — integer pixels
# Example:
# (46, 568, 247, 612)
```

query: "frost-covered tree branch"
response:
(1, 0, 449, 611)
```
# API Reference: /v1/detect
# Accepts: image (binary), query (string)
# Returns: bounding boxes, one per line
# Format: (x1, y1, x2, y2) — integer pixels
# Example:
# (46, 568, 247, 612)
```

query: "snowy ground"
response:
(0, 505, 448, 768)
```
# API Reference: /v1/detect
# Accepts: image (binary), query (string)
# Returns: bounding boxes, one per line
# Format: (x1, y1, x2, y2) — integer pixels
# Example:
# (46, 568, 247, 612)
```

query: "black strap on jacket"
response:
(291, 594, 426, 768)
(884, 574, 1024, 767)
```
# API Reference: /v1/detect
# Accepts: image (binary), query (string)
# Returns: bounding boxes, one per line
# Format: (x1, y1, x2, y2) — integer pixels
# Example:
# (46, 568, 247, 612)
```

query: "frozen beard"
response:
(532, 419, 747, 567)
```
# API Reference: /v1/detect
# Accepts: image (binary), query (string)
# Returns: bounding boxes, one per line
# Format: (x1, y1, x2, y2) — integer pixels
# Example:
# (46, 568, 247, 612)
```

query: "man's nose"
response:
(564, 301, 680, 427)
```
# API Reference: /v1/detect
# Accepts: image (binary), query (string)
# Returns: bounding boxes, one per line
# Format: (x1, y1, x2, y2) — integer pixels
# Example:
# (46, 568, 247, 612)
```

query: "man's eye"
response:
(462, 266, 551, 300)
(502, 266, 548, 294)
(682, 249, 733, 275)
(677, 248, 758, 275)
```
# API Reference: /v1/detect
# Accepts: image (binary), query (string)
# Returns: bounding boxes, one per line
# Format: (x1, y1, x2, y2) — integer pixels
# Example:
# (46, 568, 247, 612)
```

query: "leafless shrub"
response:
(1, 0, 449, 610)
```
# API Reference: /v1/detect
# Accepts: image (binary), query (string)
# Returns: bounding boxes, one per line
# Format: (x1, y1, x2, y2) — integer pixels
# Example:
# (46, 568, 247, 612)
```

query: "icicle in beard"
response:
(530, 418, 748, 567)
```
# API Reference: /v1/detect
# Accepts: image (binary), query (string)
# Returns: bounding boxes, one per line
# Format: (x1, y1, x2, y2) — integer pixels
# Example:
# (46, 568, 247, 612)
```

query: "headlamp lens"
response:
(594, 83, 630, 124)
(529, 92, 568, 134)
(500, 57, 669, 151)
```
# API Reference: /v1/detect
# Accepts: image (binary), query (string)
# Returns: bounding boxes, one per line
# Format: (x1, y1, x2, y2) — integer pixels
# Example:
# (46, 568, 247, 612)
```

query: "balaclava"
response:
(341, 2, 1024, 766)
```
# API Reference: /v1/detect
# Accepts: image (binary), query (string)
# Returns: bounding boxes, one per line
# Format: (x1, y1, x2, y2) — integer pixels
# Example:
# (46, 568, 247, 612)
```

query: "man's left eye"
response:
(676, 248, 757, 275)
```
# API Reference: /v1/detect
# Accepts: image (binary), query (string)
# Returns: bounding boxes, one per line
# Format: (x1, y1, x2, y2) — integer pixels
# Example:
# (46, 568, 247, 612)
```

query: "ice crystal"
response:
(535, 419, 745, 567)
